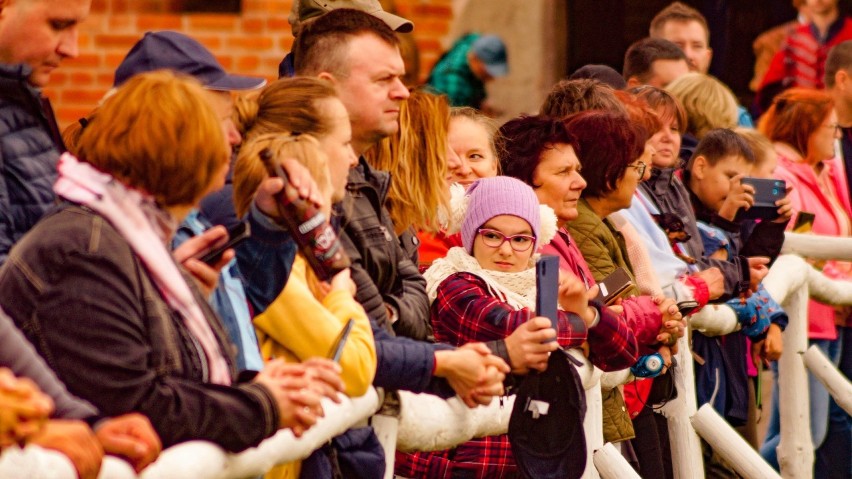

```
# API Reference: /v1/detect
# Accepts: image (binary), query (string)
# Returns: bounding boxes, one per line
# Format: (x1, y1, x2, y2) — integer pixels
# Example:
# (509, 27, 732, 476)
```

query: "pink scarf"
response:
(54, 153, 232, 385)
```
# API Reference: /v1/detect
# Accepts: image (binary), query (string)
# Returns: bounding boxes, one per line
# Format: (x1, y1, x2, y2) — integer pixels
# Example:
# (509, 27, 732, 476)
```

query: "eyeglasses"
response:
(825, 123, 842, 135)
(477, 228, 536, 252)
(628, 162, 647, 179)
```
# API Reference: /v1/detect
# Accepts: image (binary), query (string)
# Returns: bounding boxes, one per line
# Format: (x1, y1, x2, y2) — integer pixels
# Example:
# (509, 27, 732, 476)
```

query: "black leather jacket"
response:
(338, 158, 432, 341)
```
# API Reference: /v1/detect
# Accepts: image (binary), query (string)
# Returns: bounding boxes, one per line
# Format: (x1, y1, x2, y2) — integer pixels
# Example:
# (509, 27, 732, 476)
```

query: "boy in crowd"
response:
(683, 129, 789, 455)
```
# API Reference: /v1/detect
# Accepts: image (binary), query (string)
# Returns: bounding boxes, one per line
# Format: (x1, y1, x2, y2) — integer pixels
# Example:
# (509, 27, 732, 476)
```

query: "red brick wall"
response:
(45, 0, 454, 128)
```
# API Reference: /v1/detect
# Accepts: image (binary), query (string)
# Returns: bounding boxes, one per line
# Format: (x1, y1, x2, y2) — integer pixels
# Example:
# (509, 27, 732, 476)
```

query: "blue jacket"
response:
(0, 64, 63, 265)
(174, 210, 264, 372)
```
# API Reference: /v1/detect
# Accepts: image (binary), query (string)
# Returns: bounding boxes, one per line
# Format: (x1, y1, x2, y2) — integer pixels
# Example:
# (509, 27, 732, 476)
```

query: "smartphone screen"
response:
(535, 255, 560, 340)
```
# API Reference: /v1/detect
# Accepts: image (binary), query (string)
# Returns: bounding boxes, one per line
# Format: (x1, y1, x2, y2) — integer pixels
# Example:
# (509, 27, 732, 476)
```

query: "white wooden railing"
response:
(4, 232, 851, 479)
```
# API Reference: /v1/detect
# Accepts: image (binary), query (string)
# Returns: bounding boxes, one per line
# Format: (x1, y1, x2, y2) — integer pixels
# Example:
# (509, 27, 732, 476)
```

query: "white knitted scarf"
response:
(423, 246, 538, 311)
(53, 153, 232, 386)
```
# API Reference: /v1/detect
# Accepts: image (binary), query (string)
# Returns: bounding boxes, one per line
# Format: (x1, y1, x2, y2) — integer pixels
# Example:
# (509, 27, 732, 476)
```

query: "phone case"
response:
(792, 211, 815, 233)
(198, 222, 251, 265)
(535, 255, 560, 335)
(593, 267, 633, 305)
(735, 178, 786, 221)
(329, 319, 355, 363)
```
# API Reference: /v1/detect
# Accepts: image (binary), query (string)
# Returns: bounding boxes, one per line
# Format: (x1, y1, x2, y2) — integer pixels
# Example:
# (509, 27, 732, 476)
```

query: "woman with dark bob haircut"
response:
(0, 71, 344, 454)
(499, 112, 684, 447)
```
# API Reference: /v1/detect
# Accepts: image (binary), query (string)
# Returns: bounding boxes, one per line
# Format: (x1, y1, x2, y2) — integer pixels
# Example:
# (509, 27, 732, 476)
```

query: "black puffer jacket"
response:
(338, 158, 432, 341)
(0, 64, 63, 265)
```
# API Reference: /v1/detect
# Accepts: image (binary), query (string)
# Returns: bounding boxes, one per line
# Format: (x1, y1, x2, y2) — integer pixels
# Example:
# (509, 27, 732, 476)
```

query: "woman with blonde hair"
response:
(364, 89, 452, 236)
(666, 72, 739, 162)
(234, 132, 377, 479)
(239, 77, 434, 340)
(0, 71, 344, 455)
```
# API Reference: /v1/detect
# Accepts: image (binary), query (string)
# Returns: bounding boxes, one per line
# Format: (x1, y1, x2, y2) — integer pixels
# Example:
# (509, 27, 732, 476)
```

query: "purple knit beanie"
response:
(461, 176, 542, 253)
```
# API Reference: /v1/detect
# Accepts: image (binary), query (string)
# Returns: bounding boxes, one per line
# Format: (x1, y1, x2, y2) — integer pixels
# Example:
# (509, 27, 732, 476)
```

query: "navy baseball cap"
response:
(114, 31, 266, 91)
(471, 34, 508, 78)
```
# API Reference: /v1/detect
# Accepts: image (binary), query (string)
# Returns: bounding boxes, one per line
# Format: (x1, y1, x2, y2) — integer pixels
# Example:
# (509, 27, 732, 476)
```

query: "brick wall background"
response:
(45, 0, 455, 128)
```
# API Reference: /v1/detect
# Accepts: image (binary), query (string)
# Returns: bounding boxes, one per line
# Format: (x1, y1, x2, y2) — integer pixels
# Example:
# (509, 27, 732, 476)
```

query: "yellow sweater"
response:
(253, 255, 377, 479)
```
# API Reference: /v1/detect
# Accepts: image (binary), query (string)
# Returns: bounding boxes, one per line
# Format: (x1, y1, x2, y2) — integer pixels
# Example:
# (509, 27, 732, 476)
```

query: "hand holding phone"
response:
(734, 178, 787, 221)
(195, 222, 251, 265)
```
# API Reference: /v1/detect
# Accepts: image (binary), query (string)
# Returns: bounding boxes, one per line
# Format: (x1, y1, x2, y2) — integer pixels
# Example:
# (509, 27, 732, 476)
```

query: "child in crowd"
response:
(683, 128, 789, 448)
(396, 176, 638, 478)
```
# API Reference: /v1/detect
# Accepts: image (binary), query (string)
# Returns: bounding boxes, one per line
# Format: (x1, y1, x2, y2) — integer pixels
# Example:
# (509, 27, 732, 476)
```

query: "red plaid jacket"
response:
(395, 272, 638, 478)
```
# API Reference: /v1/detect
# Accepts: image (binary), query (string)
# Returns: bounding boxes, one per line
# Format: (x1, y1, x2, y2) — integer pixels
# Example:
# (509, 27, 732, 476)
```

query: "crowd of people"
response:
(0, 0, 850, 478)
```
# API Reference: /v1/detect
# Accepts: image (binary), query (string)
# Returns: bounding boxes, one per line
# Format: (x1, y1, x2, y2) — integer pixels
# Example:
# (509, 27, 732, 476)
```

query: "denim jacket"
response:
(0, 205, 279, 452)
(174, 210, 264, 372)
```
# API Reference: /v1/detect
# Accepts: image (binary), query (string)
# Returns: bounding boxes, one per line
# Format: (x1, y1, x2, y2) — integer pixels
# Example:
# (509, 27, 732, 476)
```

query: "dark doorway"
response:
(565, 0, 819, 107)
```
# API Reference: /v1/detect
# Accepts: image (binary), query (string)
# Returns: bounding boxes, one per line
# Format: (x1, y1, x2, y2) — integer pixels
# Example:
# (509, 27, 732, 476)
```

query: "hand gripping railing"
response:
(7, 234, 851, 479)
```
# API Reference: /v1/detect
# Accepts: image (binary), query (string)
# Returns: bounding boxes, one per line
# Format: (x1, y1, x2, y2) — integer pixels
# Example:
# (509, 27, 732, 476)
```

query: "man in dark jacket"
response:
(294, 8, 432, 340)
(0, 0, 92, 265)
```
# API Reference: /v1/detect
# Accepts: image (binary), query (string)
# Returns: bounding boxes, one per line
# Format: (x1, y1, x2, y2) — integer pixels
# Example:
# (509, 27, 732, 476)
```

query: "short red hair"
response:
(757, 88, 834, 158)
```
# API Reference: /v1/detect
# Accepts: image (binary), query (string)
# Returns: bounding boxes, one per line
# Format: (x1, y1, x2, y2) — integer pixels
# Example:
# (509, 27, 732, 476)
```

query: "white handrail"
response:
(803, 344, 852, 416)
(11, 233, 852, 479)
(691, 404, 781, 479)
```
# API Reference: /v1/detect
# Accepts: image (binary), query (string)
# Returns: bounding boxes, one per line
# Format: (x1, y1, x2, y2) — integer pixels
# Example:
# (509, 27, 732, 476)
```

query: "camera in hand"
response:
(260, 149, 350, 281)
(631, 353, 665, 378)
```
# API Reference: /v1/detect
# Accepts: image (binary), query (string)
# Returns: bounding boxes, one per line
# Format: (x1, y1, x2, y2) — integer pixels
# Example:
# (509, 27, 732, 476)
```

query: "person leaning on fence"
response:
(293, 8, 431, 340)
(232, 133, 377, 479)
(683, 130, 789, 472)
(396, 176, 639, 478)
(0, 71, 345, 454)
(756, 87, 852, 475)
(231, 72, 511, 478)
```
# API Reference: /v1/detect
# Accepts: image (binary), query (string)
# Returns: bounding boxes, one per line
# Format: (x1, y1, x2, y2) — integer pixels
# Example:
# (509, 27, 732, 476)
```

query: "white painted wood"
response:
(692, 404, 781, 479)
(782, 232, 852, 261)
(803, 344, 852, 416)
(593, 442, 641, 479)
(137, 389, 379, 479)
(659, 334, 705, 479)
(775, 285, 813, 479)
(689, 303, 740, 337)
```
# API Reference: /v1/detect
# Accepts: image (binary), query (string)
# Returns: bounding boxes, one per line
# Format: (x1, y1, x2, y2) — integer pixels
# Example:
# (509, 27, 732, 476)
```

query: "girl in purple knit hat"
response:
(396, 176, 639, 478)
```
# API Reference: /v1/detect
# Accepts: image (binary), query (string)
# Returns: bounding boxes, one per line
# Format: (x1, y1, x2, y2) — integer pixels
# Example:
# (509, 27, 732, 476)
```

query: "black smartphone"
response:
(677, 300, 700, 317)
(593, 267, 633, 305)
(328, 319, 355, 363)
(735, 178, 787, 221)
(535, 255, 560, 340)
(792, 211, 815, 233)
(196, 222, 251, 265)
